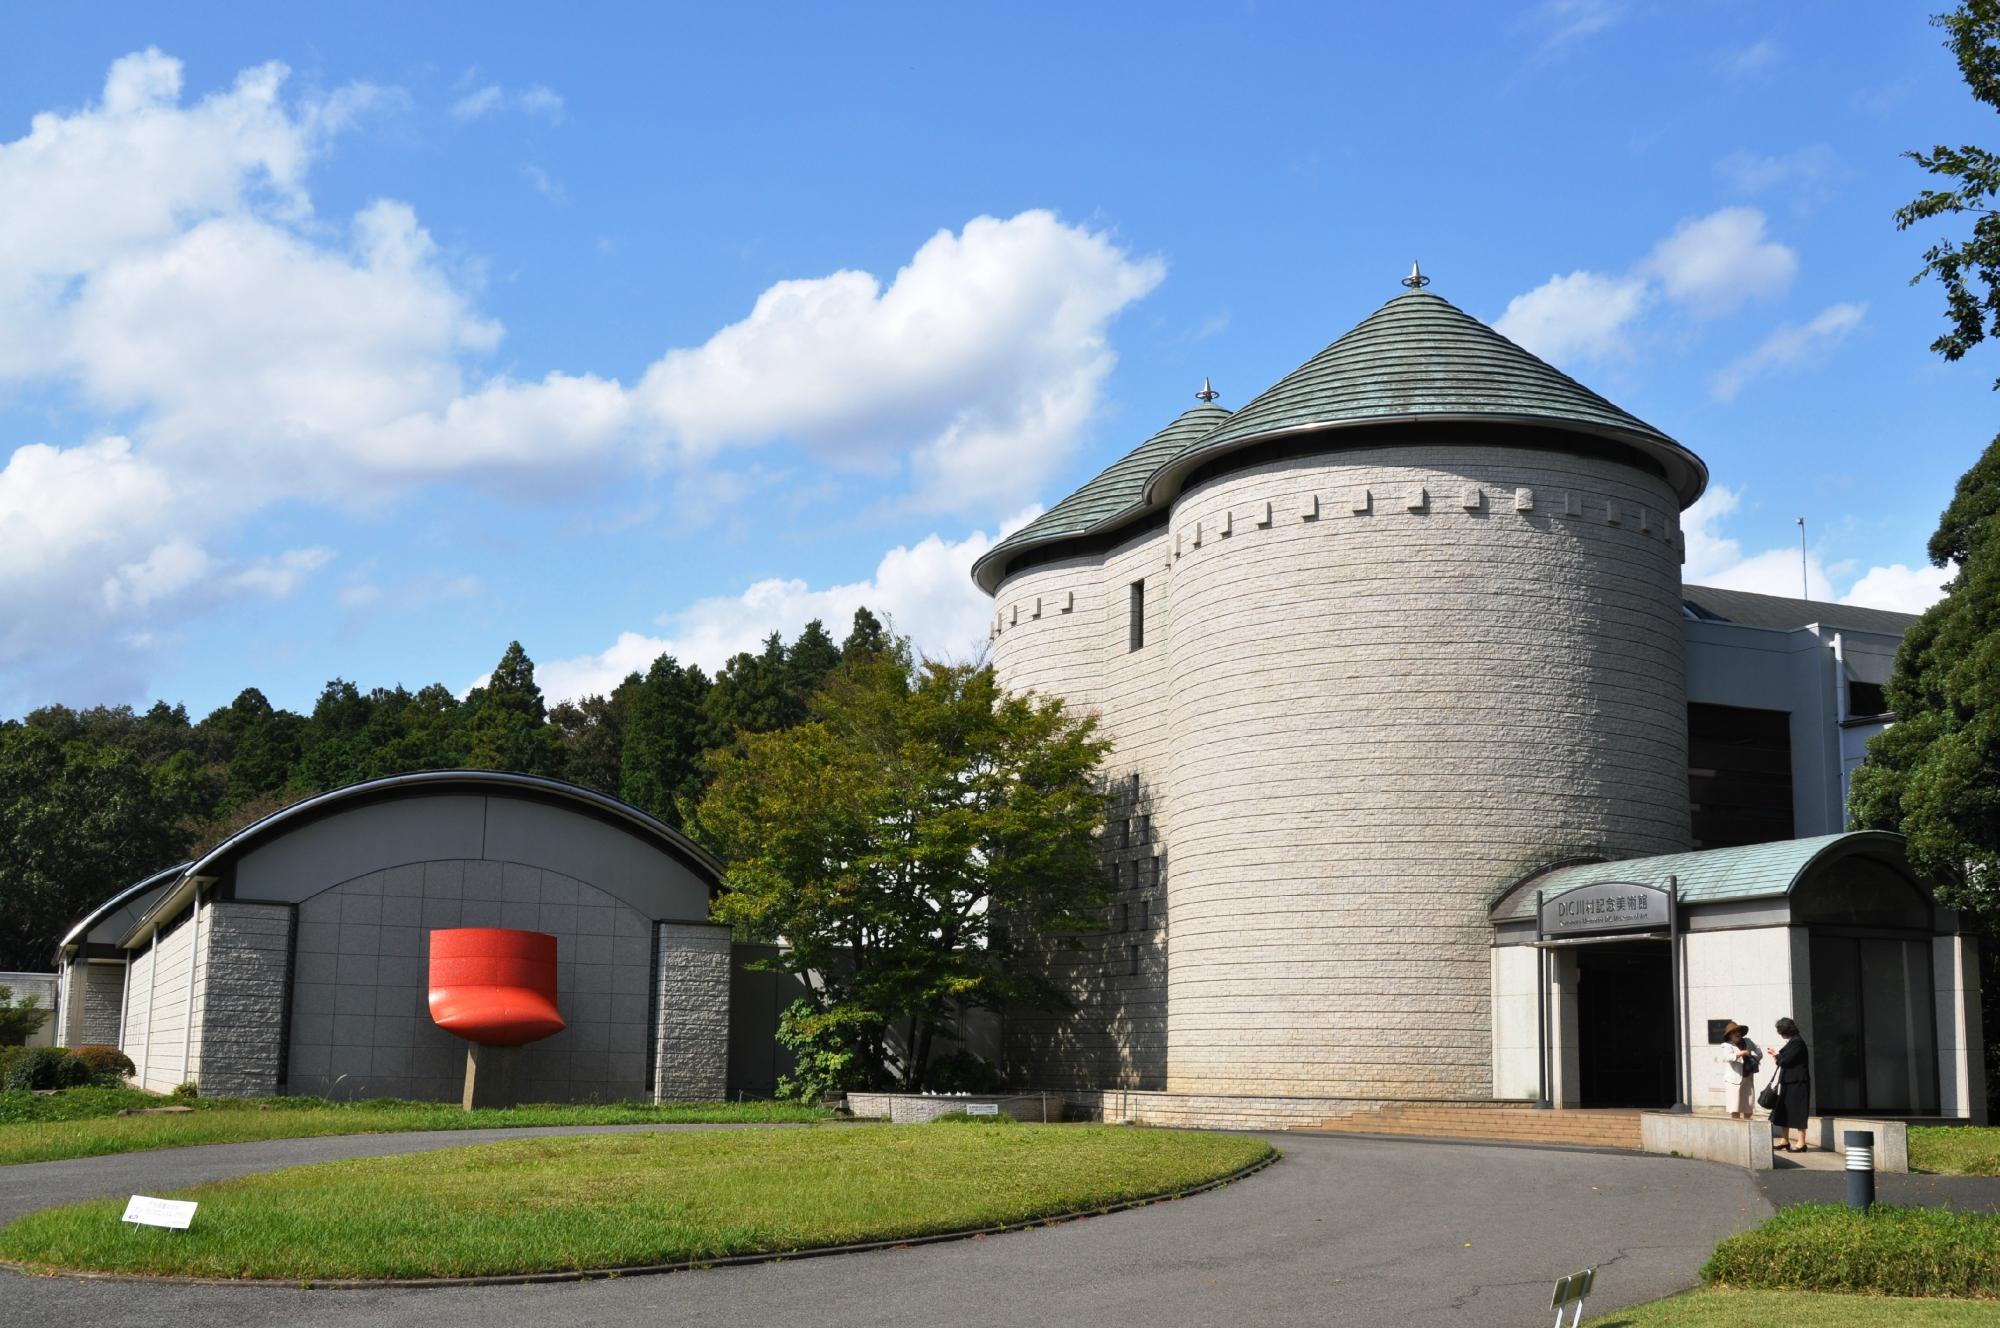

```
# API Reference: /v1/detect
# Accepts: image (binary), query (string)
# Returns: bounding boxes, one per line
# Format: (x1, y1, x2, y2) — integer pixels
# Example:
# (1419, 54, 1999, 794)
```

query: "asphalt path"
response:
(0, 1127, 1772, 1328)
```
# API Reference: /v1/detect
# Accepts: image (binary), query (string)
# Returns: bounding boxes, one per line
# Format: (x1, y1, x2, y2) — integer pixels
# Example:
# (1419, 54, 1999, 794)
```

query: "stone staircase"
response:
(1305, 1104, 1646, 1151)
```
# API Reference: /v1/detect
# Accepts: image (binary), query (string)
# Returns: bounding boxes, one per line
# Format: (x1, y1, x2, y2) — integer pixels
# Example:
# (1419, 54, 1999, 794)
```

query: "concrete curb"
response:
(0, 1149, 1281, 1292)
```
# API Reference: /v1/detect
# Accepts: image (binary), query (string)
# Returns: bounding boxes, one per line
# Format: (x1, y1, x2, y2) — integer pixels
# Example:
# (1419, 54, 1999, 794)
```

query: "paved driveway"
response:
(0, 1129, 1770, 1328)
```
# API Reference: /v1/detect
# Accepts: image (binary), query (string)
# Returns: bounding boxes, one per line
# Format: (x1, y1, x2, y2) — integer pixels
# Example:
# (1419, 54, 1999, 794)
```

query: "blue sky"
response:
(0, 2, 1991, 718)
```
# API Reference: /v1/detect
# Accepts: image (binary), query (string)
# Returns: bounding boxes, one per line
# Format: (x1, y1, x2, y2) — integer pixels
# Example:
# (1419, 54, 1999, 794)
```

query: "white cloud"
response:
(451, 82, 562, 124)
(1684, 482, 1943, 611)
(1640, 207, 1797, 316)
(1712, 302, 1866, 402)
(1494, 271, 1650, 362)
(1722, 38, 1781, 77)
(1840, 563, 1951, 614)
(1525, 0, 1626, 60)
(635, 211, 1163, 512)
(535, 518, 1032, 702)
(1715, 145, 1840, 209)
(520, 163, 565, 203)
(1495, 207, 1798, 365)
(0, 51, 1159, 704)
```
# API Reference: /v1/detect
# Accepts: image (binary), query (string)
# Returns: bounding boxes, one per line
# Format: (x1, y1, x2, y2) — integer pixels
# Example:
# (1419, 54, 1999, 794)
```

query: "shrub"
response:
(0, 1046, 26, 1087)
(926, 1049, 1004, 1094)
(68, 1046, 135, 1082)
(4, 1048, 91, 1092)
(932, 1110, 1016, 1125)
(0, 987, 48, 1047)
(170, 1080, 198, 1100)
(1702, 1203, 2000, 1298)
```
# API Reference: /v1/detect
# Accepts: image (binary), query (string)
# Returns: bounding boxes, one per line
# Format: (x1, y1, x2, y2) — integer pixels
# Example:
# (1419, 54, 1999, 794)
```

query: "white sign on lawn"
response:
(122, 1195, 198, 1230)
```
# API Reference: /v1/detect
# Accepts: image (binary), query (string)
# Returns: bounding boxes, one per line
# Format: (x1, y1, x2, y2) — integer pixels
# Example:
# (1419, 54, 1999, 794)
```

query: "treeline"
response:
(0, 609, 891, 971)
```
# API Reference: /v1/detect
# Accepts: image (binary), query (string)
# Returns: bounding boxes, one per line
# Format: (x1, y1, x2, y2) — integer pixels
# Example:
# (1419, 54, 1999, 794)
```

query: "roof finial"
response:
(1195, 376, 1220, 403)
(1401, 260, 1431, 290)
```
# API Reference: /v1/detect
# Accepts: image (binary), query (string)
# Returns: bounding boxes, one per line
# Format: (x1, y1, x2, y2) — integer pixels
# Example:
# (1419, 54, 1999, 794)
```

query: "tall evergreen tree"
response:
(783, 619, 843, 725)
(841, 606, 891, 661)
(460, 642, 561, 775)
(621, 655, 712, 827)
(551, 679, 636, 796)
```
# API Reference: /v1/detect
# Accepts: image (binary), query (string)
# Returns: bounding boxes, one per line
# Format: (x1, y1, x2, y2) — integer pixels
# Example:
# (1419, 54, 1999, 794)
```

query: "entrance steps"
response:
(1304, 1104, 1645, 1151)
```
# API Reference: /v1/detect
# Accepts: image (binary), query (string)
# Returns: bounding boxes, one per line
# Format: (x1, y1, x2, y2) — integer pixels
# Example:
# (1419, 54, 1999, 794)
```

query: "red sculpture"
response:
(427, 928, 565, 1046)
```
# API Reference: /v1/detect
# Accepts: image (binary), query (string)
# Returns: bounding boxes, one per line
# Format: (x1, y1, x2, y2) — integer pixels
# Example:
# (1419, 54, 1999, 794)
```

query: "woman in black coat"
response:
(1766, 1017, 1811, 1152)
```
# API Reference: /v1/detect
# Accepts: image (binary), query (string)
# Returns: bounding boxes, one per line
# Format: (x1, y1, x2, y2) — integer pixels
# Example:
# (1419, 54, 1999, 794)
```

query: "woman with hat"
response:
(1722, 1022, 1760, 1119)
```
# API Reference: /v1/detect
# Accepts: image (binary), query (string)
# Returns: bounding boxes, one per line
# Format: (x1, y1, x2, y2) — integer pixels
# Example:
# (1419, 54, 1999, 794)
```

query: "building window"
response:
(1139, 898, 1150, 929)
(1128, 944, 1140, 976)
(1119, 901, 1130, 933)
(1848, 680, 1889, 718)
(1137, 814, 1151, 842)
(1688, 703, 1794, 849)
(1120, 818, 1132, 849)
(1128, 580, 1145, 651)
(1150, 855, 1161, 887)
(1109, 860, 1121, 888)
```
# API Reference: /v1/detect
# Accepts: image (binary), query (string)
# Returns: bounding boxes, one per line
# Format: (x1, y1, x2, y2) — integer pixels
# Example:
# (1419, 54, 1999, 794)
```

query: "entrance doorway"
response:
(1575, 941, 1676, 1108)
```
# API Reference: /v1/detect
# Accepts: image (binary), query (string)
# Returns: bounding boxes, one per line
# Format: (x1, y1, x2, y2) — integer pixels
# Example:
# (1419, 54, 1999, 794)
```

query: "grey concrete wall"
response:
(287, 861, 655, 1102)
(194, 903, 293, 1097)
(656, 922, 731, 1101)
(234, 793, 712, 922)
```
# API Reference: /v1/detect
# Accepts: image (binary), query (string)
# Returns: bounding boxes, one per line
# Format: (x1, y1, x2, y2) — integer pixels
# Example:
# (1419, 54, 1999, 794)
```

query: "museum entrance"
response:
(1575, 941, 1677, 1109)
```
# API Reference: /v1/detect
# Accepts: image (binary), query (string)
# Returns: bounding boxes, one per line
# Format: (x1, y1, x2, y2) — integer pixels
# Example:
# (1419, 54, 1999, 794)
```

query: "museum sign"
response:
(1538, 881, 1671, 937)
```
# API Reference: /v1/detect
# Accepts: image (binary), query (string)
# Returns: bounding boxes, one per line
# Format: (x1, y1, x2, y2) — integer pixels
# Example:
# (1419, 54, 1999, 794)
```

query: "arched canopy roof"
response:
(116, 771, 724, 948)
(1488, 831, 1928, 924)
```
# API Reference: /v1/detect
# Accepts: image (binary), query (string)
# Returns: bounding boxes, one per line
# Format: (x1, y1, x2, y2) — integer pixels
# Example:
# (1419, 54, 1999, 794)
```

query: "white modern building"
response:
(975, 278, 1983, 1124)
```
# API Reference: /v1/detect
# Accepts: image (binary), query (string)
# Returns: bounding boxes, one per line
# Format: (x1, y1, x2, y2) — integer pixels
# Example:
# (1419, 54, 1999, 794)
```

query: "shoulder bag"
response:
(1756, 1063, 1780, 1111)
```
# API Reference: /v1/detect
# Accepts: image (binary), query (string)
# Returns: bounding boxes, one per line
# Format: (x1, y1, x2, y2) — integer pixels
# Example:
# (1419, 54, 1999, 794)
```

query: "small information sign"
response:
(122, 1195, 198, 1231)
(965, 1103, 1000, 1117)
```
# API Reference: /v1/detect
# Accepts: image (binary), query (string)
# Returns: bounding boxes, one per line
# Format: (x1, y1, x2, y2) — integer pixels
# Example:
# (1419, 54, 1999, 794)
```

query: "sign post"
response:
(1535, 888, 1550, 1110)
(122, 1195, 197, 1231)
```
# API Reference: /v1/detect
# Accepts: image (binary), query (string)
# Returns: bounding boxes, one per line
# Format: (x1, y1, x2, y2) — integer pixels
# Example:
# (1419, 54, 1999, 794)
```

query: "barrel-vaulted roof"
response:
(971, 402, 1229, 592)
(973, 285, 1708, 595)
(1487, 831, 1920, 924)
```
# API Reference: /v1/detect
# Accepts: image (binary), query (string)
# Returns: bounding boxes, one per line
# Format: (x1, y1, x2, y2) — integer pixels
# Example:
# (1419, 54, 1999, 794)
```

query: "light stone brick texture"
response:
(996, 529, 1173, 1090)
(195, 902, 294, 1097)
(990, 434, 1692, 1102)
(287, 861, 657, 1103)
(655, 922, 731, 1101)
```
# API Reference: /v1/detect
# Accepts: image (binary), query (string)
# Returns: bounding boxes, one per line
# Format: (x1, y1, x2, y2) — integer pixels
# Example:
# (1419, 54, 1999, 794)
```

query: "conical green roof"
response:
(971, 402, 1230, 592)
(1149, 290, 1705, 507)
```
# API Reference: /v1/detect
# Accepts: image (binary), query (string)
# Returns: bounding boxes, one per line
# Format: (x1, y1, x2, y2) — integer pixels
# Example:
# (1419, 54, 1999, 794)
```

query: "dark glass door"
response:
(1809, 933, 1940, 1114)
(1576, 942, 1676, 1108)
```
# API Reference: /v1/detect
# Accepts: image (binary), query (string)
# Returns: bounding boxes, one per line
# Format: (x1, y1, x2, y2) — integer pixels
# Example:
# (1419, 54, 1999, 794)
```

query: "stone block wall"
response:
(287, 860, 655, 1102)
(194, 902, 293, 1097)
(656, 922, 731, 1101)
(989, 433, 1694, 1102)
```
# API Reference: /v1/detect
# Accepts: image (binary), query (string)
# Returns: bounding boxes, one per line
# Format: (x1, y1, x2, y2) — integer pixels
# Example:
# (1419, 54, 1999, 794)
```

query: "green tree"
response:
(701, 645, 1112, 1096)
(703, 633, 792, 743)
(1898, 1, 2000, 384)
(0, 728, 188, 970)
(621, 655, 712, 827)
(841, 606, 891, 661)
(1851, 438, 2000, 914)
(460, 642, 561, 776)
(551, 680, 636, 796)
(783, 619, 842, 726)
(0, 987, 47, 1047)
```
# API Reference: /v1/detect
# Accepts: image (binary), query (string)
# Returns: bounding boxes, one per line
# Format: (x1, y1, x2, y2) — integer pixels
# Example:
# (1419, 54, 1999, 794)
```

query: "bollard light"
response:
(1844, 1129, 1876, 1213)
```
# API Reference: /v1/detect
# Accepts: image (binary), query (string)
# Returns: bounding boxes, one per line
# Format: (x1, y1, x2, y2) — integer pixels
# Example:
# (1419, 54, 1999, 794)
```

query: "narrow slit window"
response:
(1128, 944, 1139, 976)
(1119, 901, 1130, 933)
(1128, 580, 1145, 651)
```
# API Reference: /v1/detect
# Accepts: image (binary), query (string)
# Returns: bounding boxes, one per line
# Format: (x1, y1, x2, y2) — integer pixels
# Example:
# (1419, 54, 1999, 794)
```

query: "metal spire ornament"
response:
(1195, 376, 1220, 403)
(1401, 260, 1431, 290)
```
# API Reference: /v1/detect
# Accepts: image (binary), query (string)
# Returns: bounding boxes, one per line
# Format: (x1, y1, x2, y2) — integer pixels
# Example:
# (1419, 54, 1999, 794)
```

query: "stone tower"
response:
(977, 285, 1707, 1101)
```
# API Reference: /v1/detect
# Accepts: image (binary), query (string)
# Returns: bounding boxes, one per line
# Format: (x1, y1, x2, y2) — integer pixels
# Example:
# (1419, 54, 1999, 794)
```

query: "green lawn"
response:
(0, 1122, 1272, 1280)
(0, 1088, 825, 1166)
(1586, 1289, 2000, 1325)
(1911, 1125, 2000, 1176)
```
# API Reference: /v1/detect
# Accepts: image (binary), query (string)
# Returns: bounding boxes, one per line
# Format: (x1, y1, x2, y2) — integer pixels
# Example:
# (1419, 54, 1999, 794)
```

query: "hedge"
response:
(1702, 1204, 2000, 1299)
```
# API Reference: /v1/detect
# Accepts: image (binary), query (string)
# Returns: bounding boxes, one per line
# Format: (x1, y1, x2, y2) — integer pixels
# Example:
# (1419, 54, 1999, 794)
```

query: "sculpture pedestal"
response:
(461, 1042, 522, 1111)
